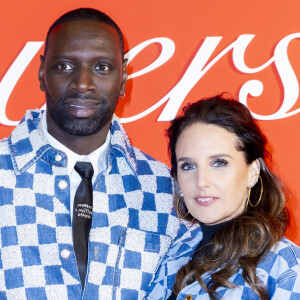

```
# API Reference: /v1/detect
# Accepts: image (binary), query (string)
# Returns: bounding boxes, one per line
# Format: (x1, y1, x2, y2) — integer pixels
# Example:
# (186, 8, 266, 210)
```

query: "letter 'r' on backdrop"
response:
(0, 0, 300, 244)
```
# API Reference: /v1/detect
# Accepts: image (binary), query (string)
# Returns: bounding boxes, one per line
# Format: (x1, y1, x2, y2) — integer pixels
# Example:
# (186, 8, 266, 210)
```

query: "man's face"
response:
(39, 20, 127, 136)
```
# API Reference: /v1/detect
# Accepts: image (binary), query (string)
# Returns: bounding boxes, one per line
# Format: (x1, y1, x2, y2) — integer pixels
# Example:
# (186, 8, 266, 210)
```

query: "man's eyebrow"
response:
(51, 54, 117, 61)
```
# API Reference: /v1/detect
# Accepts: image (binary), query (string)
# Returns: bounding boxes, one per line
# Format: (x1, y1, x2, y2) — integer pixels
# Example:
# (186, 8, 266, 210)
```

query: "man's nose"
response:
(71, 67, 97, 93)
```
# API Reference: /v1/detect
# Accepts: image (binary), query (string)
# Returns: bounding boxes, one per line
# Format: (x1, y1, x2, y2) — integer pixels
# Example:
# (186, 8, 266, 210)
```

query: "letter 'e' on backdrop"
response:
(0, 0, 300, 244)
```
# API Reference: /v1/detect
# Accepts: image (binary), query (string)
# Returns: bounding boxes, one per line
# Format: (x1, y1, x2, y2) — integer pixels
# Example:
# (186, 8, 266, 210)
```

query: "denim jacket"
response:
(0, 110, 201, 300)
(146, 236, 300, 299)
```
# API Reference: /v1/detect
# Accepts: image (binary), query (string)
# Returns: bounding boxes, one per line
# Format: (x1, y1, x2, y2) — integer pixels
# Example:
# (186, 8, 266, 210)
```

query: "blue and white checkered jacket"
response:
(146, 235, 300, 299)
(0, 110, 201, 300)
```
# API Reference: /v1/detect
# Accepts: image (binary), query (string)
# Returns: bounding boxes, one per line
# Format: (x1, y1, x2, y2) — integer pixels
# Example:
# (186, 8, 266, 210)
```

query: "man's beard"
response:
(45, 90, 118, 136)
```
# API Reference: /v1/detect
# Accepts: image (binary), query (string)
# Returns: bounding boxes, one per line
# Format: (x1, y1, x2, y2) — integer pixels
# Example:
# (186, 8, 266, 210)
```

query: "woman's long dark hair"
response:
(167, 95, 289, 300)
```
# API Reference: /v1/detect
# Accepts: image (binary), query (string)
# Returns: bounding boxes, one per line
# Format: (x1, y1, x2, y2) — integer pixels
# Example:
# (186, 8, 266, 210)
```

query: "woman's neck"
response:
(192, 220, 233, 259)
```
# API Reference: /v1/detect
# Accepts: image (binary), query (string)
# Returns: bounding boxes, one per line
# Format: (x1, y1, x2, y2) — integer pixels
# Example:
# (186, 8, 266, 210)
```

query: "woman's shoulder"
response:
(272, 237, 300, 262)
(258, 236, 300, 279)
(254, 237, 300, 298)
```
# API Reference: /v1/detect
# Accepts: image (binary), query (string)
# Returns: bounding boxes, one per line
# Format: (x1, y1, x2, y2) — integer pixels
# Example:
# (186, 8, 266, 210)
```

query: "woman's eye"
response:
(180, 162, 196, 171)
(94, 64, 111, 72)
(212, 159, 228, 167)
(57, 63, 73, 71)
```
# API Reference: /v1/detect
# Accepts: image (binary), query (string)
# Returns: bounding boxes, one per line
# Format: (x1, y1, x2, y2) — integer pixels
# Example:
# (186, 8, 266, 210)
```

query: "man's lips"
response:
(64, 98, 102, 107)
(65, 103, 99, 108)
(63, 99, 102, 118)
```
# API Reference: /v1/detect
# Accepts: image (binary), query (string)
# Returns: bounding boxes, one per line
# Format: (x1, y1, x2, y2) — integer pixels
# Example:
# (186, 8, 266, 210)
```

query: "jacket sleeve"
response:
(145, 221, 202, 299)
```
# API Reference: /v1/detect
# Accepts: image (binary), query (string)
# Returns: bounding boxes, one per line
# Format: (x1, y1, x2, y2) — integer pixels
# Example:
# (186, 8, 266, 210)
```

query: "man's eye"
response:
(212, 159, 228, 168)
(180, 162, 196, 171)
(57, 63, 73, 71)
(94, 64, 111, 72)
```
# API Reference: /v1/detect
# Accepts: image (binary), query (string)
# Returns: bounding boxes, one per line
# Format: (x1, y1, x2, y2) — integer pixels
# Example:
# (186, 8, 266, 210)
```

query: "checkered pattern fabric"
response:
(145, 236, 300, 299)
(0, 110, 200, 300)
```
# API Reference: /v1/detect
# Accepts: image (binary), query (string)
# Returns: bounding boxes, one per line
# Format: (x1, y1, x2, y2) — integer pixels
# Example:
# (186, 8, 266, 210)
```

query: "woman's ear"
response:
(248, 159, 261, 187)
(173, 177, 181, 195)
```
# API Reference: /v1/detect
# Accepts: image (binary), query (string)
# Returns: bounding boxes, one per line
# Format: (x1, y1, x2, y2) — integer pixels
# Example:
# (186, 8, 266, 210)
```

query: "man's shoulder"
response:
(0, 109, 47, 172)
(110, 116, 171, 178)
(3, 109, 43, 142)
(0, 137, 11, 160)
(132, 145, 171, 176)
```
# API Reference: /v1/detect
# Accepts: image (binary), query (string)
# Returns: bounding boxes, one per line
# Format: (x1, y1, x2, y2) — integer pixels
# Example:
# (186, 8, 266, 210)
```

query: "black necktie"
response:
(73, 161, 94, 289)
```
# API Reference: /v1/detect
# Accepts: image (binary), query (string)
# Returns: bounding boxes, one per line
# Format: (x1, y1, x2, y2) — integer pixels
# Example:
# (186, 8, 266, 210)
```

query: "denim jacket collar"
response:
(8, 110, 137, 175)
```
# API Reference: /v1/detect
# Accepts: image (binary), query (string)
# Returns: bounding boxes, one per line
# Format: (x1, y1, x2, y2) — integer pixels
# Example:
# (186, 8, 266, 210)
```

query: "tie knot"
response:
(75, 162, 94, 180)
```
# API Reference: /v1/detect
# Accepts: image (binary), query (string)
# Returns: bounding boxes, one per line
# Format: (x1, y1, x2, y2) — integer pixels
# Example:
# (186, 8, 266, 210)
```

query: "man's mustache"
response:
(60, 92, 104, 102)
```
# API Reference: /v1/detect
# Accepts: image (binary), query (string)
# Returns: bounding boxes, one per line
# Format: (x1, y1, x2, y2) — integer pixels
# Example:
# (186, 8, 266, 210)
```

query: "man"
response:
(0, 8, 200, 299)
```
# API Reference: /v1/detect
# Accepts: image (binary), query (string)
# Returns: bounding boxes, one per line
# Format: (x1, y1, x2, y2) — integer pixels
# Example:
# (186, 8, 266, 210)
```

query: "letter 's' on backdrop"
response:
(0, 0, 299, 244)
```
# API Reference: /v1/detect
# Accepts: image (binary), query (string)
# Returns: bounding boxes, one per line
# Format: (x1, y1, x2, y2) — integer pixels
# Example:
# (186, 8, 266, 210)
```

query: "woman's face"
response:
(176, 123, 259, 225)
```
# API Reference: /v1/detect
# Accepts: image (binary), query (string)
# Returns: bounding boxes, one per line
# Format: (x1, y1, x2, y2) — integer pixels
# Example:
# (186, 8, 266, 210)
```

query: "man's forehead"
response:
(46, 20, 122, 53)
(51, 20, 116, 35)
(49, 20, 120, 43)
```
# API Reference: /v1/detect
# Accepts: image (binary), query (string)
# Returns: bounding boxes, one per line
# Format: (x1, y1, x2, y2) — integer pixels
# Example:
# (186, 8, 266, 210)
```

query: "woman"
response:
(164, 95, 300, 299)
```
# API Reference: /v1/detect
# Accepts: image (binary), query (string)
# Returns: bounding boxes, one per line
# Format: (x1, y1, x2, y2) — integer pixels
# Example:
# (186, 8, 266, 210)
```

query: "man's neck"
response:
(46, 117, 112, 155)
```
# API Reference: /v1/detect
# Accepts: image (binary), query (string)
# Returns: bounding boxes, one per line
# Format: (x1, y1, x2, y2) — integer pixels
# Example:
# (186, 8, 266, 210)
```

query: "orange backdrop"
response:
(0, 0, 299, 244)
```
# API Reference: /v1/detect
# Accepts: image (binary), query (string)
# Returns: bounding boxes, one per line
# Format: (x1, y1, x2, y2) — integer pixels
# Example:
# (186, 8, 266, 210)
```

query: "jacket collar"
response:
(8, 110, 137, 175)
(109, 115, 137, 172)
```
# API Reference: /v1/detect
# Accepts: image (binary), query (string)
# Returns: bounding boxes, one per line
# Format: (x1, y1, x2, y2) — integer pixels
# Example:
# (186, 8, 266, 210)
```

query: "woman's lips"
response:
(194, 196, 218, 206)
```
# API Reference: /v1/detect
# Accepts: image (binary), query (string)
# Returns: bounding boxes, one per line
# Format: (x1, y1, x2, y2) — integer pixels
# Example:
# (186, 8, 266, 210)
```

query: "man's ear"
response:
(38, 55, 46, 92)
(248, 159, 261, 187)
(120, 58, 128, 96)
